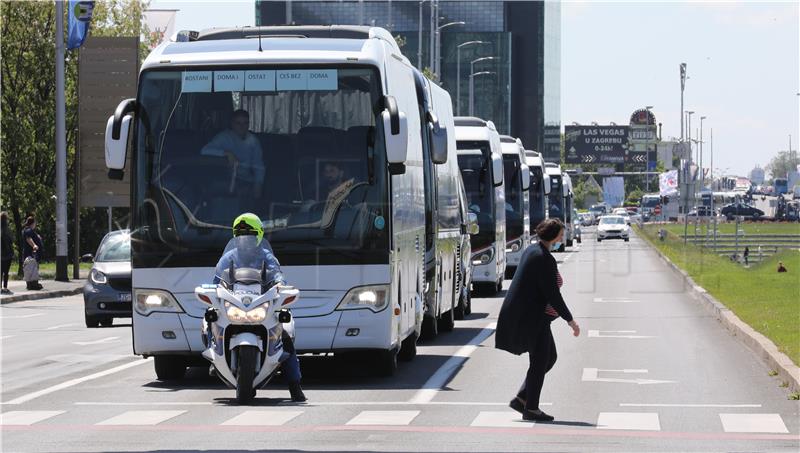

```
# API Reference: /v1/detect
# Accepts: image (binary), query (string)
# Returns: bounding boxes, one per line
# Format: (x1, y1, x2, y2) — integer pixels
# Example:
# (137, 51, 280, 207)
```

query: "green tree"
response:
(766, 150, 799, 183)
(1, 0, 146, 274)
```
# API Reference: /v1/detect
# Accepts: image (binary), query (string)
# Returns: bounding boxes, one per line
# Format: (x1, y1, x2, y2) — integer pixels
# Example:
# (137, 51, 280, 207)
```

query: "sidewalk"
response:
(1, 271, 88, 305)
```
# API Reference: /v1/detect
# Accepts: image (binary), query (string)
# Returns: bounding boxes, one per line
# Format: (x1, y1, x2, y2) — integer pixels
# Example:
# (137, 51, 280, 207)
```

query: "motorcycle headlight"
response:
(336, 285, 389, 312)
(134, 289, 184, 316)
(223, 303, 267, 324)
(90, 269, 107, 285)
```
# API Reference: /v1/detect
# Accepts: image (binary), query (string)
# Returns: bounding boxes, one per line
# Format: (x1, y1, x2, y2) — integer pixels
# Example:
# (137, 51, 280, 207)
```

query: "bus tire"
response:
(464, 292, 472, 316)
(566, 239, 573, 247)
(154, 356, 186, 381)
(377, 349, 398, 377)
(420, 313, 438, 340)
(438, 307, 455, 332)
(398, 333, 417, 362)
(454, 296, 466, 320)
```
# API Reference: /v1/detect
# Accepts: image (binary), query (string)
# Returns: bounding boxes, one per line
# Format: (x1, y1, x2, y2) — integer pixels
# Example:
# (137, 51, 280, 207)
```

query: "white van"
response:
(454, 117, 506, 294)
(104, 26, 428, 378)
(499, 136, 531, 277)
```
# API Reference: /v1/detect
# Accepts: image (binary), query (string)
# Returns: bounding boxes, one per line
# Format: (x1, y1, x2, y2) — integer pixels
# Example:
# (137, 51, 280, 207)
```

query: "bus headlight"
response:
(472, 248, 495, 266)
(336, 285, 389, 313)
(134, 289, 184, 316)
(506, 239, 522, 253)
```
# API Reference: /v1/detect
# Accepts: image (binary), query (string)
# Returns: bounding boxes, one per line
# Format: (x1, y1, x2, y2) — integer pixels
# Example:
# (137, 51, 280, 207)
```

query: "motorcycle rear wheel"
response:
(235, 346, 258, 405)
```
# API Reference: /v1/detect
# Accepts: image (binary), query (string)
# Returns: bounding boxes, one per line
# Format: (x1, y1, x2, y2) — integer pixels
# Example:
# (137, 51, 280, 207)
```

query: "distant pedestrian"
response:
(1, 212, 13, 294)
(496, 218, 580, 422)
(777, 261, 787, 273)
(743, 246, 749, 265)
(21, 216, 43, 290)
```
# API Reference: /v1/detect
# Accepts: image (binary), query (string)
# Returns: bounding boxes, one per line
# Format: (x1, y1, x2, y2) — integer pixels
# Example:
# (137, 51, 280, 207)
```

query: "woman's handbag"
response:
(22, 256, 39, 281)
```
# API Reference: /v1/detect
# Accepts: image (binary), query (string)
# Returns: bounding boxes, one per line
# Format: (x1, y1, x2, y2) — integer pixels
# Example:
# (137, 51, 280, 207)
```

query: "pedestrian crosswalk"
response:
(0, 408, 793, 434)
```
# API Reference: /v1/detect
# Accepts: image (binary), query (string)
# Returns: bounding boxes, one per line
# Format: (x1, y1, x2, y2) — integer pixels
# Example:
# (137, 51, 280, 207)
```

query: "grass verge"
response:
(8, 262, 92, 281)
(637, 224, 800, 366)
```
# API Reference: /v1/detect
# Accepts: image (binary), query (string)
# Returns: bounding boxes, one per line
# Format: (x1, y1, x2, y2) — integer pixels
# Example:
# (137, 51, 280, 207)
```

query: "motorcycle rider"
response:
(213, 213, 307, 402)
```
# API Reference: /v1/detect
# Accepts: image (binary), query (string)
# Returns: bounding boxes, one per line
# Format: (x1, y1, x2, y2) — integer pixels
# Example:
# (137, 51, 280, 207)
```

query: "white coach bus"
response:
(499, 136, 531, 277)
(104, 26, 429, 378)
(454, 117, 506, 294)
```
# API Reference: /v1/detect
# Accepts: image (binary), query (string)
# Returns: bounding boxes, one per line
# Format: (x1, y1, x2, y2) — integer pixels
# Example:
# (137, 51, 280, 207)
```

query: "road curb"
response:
(638, 229, 800, 394)
(0, 286, 83, 305)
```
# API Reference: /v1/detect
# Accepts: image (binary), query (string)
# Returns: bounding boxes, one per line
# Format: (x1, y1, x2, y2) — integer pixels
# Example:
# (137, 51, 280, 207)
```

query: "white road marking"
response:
(719, 413, 789, 433)
(346, 410, 420, 426)
(45, 323, 77, 330)
(221, 410, 304, 426)
(470, 411, 533, 428)
(3, 358, 152, 405)
(408, 322, 496, 404)
(0, 410, 65, 425)
(72, 336, 119, 346)
(597, 412, 661, 431)
(0, 313, 45, 319)
(582, 368, 676, 385)
(96, 410, 186, 426)
(621, 403, 762, 408)
(588, 330, 654, 339)
(73, 401, 553, 407)
(593, 297, 638, 303)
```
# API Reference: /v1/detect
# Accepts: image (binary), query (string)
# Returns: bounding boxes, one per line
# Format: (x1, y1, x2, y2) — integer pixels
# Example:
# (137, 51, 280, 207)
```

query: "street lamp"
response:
(417, 0, 430, 69)
(469, 71, 495, 116)
(434, 21, 464, 79)
(700, 116, 706, 188)
(456, 41, 489, 115)
(470, 56, 497, 78)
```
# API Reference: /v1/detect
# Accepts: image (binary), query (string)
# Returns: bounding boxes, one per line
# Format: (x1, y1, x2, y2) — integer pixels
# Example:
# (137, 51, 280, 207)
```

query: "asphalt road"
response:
(1, 228, 798, 452)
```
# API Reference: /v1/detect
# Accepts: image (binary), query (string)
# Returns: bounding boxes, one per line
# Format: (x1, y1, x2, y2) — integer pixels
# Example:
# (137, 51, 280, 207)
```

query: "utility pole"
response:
(429, 0, 435, 73)
(55, 0, 69, 281)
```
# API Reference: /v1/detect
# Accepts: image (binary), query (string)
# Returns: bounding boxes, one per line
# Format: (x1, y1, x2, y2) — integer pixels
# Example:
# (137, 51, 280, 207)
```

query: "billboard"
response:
(564, 125, 629, 164)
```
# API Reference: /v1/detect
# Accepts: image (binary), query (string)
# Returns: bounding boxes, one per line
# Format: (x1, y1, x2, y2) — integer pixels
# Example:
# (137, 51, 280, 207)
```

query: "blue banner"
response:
(67, 1, 94, 50)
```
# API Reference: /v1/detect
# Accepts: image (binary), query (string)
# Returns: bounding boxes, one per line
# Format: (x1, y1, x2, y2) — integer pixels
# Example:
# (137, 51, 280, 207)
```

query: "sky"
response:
(147, 0, 799, 177)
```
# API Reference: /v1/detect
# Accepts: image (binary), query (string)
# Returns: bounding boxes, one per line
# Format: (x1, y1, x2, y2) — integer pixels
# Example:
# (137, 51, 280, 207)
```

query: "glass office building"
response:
(256, 0, 561, 162)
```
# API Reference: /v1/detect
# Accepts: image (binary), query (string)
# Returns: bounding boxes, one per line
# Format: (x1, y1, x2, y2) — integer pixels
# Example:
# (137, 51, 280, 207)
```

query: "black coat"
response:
(495, 242, 573, 355)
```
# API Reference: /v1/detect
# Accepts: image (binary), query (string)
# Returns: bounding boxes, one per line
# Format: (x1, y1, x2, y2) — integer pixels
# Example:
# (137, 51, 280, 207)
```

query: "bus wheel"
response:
(558, 243, 566, 252)
(454, 296, 466, 320)
(398, 333, 417, 362)
(495, 280, 503, 294)
(154, 356, 186, 381)
(376, 349, 398, 377)
(420, 313, 438, 340)
(464, 292, 472, 316)
(438, 308, 455, 332)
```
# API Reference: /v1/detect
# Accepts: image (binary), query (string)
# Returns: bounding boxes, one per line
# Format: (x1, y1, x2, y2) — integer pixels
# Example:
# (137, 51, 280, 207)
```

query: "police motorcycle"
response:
(195, 235, 299, 404)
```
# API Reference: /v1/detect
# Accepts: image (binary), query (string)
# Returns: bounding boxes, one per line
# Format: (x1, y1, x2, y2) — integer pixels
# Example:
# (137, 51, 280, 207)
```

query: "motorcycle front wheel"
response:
(235, 346, 259, 405)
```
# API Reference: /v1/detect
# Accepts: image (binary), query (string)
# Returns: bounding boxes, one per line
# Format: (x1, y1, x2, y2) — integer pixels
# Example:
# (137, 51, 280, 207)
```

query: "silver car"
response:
(83, 230, 131, 327)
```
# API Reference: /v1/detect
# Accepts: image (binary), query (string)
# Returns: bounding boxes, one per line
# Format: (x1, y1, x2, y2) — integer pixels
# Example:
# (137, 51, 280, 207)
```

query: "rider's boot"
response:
(289, 382, 307, 402)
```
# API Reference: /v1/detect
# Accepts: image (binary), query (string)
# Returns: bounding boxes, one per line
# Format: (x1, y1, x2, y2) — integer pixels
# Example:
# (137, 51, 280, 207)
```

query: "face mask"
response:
(550, 241, 562, 252)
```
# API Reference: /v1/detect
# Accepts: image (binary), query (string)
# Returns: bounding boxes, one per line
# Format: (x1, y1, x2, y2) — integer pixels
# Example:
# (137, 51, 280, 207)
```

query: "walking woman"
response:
(1, 212, 13, 294)
(21, 216, 43, 290)
(495, 218, 580, 422)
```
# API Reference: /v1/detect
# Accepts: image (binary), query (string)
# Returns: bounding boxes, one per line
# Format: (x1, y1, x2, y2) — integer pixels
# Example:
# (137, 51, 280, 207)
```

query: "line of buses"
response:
(103, 26, 575, 379)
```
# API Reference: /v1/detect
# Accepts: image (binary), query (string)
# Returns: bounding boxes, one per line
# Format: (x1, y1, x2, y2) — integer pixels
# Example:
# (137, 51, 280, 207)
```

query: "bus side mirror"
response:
(105, 98, 136, 181)
(467, 212, 479, 235)
(427, 112, 448, 165)
(491, 154, 503, 187)
(382, 95, 408, 175)
(521, 165, 531, 191)
(543, 175, 552, 195)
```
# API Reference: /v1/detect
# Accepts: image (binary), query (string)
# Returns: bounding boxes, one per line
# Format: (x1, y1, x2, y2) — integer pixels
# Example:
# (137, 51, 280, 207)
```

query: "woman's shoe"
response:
(522, 409, 555, 422)
(509, 397, 525, 414)
(0, 288, 11, 295)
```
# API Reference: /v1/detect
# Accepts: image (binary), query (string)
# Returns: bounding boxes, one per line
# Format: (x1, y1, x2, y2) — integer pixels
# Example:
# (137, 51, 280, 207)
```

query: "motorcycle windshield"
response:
(215, 236, 281, 285)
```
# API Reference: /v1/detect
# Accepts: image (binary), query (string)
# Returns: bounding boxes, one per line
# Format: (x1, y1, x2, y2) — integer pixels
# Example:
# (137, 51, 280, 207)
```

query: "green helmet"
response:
(232, 212, 264, 245)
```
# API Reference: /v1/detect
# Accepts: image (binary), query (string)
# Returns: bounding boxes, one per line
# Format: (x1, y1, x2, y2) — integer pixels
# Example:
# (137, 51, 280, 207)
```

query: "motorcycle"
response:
(195, 236, 299, 404)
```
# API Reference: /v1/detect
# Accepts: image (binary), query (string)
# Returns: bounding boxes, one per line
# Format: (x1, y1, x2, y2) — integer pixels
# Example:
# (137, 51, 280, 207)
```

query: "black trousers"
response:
(516, 322, 557, 410)
(1, 259, 11, 288)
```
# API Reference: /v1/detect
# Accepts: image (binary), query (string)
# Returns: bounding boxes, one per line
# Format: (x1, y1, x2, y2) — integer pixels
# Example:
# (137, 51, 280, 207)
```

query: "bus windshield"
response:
(457, 143, 496, 251)
(502, 155, 524, 240)
(132, 67, 389, 267)
(548, 175, 563, 220)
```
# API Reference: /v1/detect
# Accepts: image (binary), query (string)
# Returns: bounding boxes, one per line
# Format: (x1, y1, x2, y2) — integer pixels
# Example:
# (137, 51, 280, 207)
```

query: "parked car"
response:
(83, 230, 131, 328)
(596, 216, 630, 242)
(687, 206, 716, 218)
(719, 203, 764, 220)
